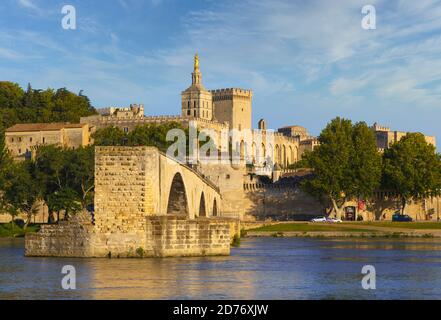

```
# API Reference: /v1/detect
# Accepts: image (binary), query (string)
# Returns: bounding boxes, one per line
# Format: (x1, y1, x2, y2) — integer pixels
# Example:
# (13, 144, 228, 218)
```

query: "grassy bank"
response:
(0, 223, 40, 238)
(345, 221, 441, 229)
(249, 223, 377, 233)
(245, 221, 441, 238)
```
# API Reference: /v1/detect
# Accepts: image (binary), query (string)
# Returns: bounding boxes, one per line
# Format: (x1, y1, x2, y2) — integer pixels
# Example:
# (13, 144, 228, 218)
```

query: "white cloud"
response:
(17, 0, 38, 10)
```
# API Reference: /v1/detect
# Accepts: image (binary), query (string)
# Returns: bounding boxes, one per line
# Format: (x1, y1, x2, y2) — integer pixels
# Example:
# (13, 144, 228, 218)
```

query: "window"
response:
(18, 149, 21, 154)
(226, 174, 230, 179)
(187, 110, 191, 116)
(11, 138, 14, 142)
(18, 137, 22, 142)
(187, 101, 190, 109)
(30, 137, 33, 142)
(124, 127, 129, 133)
(43, 137, 45, 143)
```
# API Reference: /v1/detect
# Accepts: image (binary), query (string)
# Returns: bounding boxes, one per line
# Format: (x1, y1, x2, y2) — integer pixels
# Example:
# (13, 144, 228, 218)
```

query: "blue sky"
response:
(1, 0, 441, 146)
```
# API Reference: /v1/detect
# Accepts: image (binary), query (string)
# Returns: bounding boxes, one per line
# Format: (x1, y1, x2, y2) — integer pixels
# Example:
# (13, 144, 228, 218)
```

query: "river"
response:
(1, 237, 441, 299)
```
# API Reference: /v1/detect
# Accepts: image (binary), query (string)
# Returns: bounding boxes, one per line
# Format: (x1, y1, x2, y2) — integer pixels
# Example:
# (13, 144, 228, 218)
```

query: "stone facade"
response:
(5, 122, 90, 160)
(371, 122, 436, 152)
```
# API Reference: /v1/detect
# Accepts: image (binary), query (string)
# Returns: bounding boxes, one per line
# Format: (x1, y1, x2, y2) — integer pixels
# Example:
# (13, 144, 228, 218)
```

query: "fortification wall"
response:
(243, 185, 324, 220)
(25, 215, 232, 258)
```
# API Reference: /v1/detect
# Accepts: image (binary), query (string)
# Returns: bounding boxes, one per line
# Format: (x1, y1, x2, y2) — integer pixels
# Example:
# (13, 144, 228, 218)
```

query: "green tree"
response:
(66, 146, 95, 209)
(301, 118, 382, 218)
(351, 122, 382, 200)
(47, 187, 82, 221)
(34, 145, 95, 220)
(92, 126, 126, 146)
(127, 122, 185, 152)
(382, 133, 441, 214)
(0, 82, 97, 130)
(0, 81, 24, 109)
(1, 161, 40, 229)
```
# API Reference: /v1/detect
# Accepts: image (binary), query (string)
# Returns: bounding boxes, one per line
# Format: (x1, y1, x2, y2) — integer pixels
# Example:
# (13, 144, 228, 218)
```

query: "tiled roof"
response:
(5, 123, 85, 133)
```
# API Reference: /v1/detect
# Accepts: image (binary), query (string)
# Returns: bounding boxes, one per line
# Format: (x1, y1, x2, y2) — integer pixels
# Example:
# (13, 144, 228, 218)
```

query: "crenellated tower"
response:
(211, 88, 252, 131)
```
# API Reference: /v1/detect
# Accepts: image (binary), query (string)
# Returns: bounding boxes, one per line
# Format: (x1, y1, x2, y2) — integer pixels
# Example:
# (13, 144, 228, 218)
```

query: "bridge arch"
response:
(212, 198, 218, 217)
(167, 172, 189, 216)
(199, 192, 207, 217)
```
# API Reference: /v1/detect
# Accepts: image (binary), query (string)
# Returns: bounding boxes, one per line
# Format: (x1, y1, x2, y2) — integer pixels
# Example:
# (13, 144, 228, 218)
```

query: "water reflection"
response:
(1, 237, 441, 299)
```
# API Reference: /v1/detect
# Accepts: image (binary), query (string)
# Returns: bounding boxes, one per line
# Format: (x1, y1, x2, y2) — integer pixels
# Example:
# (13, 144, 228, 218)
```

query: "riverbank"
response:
(0, 223, 40, 238)
(245, 221, 441, 238)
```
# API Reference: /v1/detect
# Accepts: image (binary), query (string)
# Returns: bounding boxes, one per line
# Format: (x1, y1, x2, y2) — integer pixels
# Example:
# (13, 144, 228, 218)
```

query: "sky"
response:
(1, 0, 441, 147)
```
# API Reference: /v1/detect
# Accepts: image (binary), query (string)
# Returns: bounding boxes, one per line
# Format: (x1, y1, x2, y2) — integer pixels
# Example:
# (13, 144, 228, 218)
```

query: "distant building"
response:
(371, 122, 436, 152)
(5, 122, 91, 160)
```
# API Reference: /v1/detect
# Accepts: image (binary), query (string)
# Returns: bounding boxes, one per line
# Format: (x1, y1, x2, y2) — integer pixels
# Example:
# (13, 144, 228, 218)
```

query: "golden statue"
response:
(194, 54, 199, 71)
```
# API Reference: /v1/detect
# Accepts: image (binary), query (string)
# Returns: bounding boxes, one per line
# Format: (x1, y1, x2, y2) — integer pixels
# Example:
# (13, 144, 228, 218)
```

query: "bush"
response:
(231, 234, 241, 247)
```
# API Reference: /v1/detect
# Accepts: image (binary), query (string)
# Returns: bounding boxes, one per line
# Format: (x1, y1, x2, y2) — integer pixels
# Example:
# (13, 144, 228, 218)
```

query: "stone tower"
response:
(181, 54, 213, 120)
(211, 88, 253, 131)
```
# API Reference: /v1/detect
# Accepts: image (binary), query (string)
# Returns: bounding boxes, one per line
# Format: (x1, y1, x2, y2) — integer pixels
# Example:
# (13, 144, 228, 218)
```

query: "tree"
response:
(0, 81, 97, 130)
(47, 187, 82, 221)
(301, 118, 382, 218)
(382, 133, 441, 214)
(1, 161, 40, 229)
(92, 126, 126, 146)
(93, 122, 187, 152)
(127, 122, 185, 152)
(351, 122, 382, 200)
(34, 145, 95, 220)
(66, 146, 95, 209)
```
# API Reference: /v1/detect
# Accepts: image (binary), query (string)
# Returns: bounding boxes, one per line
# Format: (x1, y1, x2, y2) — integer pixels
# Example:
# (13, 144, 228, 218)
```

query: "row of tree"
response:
(0, 81, 97, 131)
(0, 144, 94, 228)
(92, 122, 186, 151)
(300, 117, 441, 217)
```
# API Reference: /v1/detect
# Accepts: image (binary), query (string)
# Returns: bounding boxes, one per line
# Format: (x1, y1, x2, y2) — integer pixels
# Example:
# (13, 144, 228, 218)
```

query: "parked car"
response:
(392, 213, 413, 222)
(327, 218, 343, 223)
(310, 216, 327, 222)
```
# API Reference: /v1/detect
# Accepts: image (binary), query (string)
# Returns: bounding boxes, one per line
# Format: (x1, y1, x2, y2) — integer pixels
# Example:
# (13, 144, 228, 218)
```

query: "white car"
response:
(310, 216, 327, 222)
(327, 218, 342, 223)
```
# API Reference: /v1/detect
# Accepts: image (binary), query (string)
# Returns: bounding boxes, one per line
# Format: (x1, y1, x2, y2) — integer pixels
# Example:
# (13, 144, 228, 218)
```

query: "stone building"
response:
(81, 54, 306, 169)
(5, 122, 91, 160)
(371, 122, 436, 152)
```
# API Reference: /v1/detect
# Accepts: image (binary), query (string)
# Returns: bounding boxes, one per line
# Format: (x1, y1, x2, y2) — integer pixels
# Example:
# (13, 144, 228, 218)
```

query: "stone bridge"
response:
(26, 146, 234, 258)
(94, 146, 222, 233)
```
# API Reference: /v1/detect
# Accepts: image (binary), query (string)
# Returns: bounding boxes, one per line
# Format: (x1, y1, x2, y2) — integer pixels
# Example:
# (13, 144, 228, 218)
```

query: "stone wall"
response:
(243, 185, 324, 220)
(25, 218, 94, 257)
(25, 215, 232, 258)
(145, 216, 230, 257)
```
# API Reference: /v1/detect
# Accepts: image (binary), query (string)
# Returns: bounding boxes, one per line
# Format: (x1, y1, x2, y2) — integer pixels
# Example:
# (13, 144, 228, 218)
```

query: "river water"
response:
(1, 237, 441, 300)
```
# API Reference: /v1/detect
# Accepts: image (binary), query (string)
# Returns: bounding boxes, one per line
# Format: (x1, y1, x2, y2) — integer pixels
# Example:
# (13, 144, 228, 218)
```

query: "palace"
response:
(80, 54, 317, 170)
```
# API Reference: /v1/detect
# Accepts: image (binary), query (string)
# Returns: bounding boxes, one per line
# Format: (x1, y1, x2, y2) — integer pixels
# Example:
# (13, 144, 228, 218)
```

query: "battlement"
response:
(210, 88, 253, 99)
(371, 122, 390, 132)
